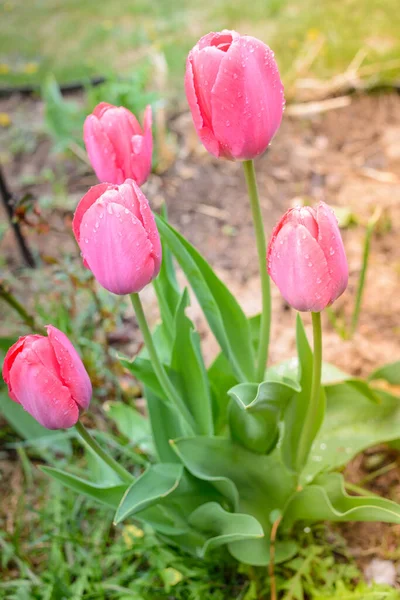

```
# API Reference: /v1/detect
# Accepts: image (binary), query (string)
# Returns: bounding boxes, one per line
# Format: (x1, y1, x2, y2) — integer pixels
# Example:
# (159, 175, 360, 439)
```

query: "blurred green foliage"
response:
(0, 0, 399, 96)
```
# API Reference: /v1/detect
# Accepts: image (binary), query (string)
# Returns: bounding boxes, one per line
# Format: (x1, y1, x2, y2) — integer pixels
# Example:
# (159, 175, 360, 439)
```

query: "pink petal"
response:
(80, 200, 156, 295)
(211, 36, 284, 160)
(134, 182, 162, 276)
(9, 346, 79, 429)
(269, 223, 331, 312)
(72, 183, 112, 243)
(46, 326, 92, 410)
(184, 54, 220, 157)
(191, 45, 224, 130)
(316, 202, 348, 303)
(83, 115, 124, 183)
(2, 336, 40, 402)
(129, 105, 152, 185)
(99, 107, 141, 178)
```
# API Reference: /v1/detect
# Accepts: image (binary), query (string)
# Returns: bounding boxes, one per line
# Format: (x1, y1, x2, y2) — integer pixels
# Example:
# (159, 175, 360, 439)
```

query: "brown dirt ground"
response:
(1, 92, 400, 580)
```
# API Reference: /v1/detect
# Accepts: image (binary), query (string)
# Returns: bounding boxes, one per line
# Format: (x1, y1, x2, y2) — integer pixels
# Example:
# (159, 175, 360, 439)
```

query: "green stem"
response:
(130, 293, 195, 431)
(243, 160, 271, 381)
(0, 282, 43, 333)
(350, 208, 381, 337)
(298, 312, 323, 467)
(75, 421, 133, 484)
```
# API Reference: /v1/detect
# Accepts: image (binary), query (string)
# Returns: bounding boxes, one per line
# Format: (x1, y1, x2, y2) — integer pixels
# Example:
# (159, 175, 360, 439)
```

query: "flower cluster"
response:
(3, 30, 347, 431)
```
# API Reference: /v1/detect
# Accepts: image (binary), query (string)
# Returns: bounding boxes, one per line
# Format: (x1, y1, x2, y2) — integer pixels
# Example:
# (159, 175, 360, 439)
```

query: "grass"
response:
(0, 0, 399, 96)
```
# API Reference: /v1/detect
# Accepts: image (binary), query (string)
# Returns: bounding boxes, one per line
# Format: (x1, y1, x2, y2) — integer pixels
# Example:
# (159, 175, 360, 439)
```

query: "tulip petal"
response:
(317, 202, 348, 303)
(129, 105, 153, 186)
(72, 183, 111, 243)
(83, 115, 124, 183)
(135, 182, 162, 276)
(211, 36, 284, 160)
(46, 326, 92, 410)
(185, 55, 220, 157)
(80, 201, 156, 295)
(100, 107, 141, 179)
(1, 336, 41, 403)
(269, 223, 331, 312)
(9, 349, 79, 429)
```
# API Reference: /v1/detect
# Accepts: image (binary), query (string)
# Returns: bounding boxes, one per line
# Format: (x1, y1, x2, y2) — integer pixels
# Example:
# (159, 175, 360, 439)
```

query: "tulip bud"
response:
(2, 326, 92, 429)
(185, 30, 284, 161)
(73, 179, 162, 295)
(267, 202, 348, 312)
(84, 103, 152, 186)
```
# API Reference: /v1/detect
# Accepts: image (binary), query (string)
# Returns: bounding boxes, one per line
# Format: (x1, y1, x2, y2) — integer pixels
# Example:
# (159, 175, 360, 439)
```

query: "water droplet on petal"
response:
(84, 238, 89, 244)
(329, 247, 335, 256)
(308, 261, 313, 267)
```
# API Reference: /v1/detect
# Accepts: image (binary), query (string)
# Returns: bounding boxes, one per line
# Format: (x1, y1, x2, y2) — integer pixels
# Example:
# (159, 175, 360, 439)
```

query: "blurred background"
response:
(1, 1, 400, 598)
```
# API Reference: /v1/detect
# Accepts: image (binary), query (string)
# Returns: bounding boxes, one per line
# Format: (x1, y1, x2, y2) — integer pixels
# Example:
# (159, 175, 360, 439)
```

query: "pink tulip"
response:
(73, 179, 162, 295)
(267, 202, 348, 312)
(2, 326, 92, 430)
(83, 103, 152, 186)
(185, 30, 284, 161)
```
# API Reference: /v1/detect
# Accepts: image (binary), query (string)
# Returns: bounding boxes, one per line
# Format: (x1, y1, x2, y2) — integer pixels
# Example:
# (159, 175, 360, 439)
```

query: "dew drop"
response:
(320, 443, 327, 450)
(329, 247, 335, 256)
(107, 203, 113, 215)
(84, 238, 89, 244)
(226, 120, 230, 127)
(316, 277, 322, 284)
(124, 208, 130, 214)
(308, 261, 313, 267)
(233, 73, 238, 79)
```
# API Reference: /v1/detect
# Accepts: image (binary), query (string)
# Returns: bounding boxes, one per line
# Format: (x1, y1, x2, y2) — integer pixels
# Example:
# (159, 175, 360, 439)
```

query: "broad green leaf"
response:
(146, 386, 187, 463)
(284, 472, 400, 528)
(171, 290, 213, 435)
(228, 537, 298, 567)
(228, 379, 300, 454)
(301, 386, 400, 484)
(189, 502, 264, 556)
(114, 463, 184, 523)
(41, 466, 128, 508)
(155, 215, 255, 382)
(0, 390, 71, 457)
(281, 315, 325, 474)
(103, 401, 154, 454)
(207, 351, 238, 433)
(153, 206, 181, 342)
(172, 437, 296, 533)
(228, 379, 301, 412)
(369, 361, 400, 386)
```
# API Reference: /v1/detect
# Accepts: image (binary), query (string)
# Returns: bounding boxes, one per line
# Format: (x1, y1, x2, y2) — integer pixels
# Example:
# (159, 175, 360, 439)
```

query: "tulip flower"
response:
(73, 179, 162, 295)
(83, 103, 152, 185)
(2, 326, 92, 429)
(267, 202, 348, 312)
(185, 30, 284, 161)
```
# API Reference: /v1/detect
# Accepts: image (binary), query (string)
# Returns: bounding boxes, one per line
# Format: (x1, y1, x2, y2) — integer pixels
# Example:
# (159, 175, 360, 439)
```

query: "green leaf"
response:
(281, 315, 325, 474)
(0, 390, 71, 457)
(208, 351, 239, 433)
(172, 437, 296, 532)
(228, 379, 300, 454)
(146, 386, 187, 463)
(155, 215, 255, 382)
(189, 502, 264, 556)
(171, 289, 213, 435)
(103, 401, 154, 454)
(228, 537, 298, 567)
(153, 205, 181, 342)
(41, 466, 128, 508)
(301, 386, 400, 484)
(284, 472, 400, 528)
(114, 463, 183, 524)
(369, 361, 400, 386)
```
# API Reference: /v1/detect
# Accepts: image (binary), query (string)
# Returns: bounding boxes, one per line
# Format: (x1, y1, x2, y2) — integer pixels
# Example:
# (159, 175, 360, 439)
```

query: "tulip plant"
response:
(3, 30, 400, 579)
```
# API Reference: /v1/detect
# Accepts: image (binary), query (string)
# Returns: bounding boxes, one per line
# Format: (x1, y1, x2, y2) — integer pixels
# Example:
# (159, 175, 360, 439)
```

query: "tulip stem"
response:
(74, 421, 134, 483)
(243, 159, 271, 380)
(130, 292, 195, 431)
(298, 312, 323, 467)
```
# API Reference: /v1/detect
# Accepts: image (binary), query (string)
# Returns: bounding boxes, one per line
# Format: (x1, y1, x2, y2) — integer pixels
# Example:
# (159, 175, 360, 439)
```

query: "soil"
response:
(1, 91, 400, 582)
